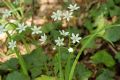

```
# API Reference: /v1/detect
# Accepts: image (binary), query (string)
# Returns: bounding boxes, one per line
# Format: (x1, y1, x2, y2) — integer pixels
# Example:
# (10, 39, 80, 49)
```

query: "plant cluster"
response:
(0, 0, 120, 80)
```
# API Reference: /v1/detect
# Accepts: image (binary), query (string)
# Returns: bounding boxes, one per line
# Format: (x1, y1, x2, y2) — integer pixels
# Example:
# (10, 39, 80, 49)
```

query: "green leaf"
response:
(115, 52, 120, 63)
(91, 50, 115, 67)
(5, 23, 16, 30)
(84, 19, 94, 32)
(106, 0, 115, 8)
(0, 58, 18, 71)
(81, 36, 96, 48)
(53, 54, 59, 75)
(67, 27, 80, 35)
(75, 63, 92, 80)
(23, 48, 48, 78)
(11, 33, 25, 41)
(96, 69, 115, 80)
(0, 75, 1, 80)
(6, 71, 27, 80)
(41, 22, 61, 33)
(50, 30, 60, 40)
(59, 47, 69, 61)
(109, 6, 120, 16)
(114, 0, 120, 4)
(35, 75, 56, 80)
(104, 25, 120, 42)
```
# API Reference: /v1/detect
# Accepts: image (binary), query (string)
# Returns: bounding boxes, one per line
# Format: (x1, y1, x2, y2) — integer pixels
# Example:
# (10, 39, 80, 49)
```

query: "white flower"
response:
(13, 0, 19, 5)
(68, 4, 80, 11)
(2, 9, 11, 18)
(8, 40, 16, 50)
(53, 46, 56, 50)
(0, 25, 6, 34)
(16, 23, 27, 33)
(63, 11, 73, 21)
(51, 10, 62, 21)
(71, 33, 82, 44)
(59, 30, 69, 36)
(39, 34, 47, 44)
(31, 26, 42, 34)
(55, 37, 64, 46)
(68, 47, 74, 53)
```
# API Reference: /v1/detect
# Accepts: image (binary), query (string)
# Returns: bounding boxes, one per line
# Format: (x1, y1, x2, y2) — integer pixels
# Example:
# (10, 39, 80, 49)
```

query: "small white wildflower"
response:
(13, 0, 19, 5)
(16, 23, 27, 33)
(53, 46, 56, 50)
(55, 37, 64, 46)
(9, 19, 17, 23)
(39, 34, 47, 44)
(2, 9, 11, 18)
(71, 33, 82, 44)
(63, 11, 73, 21)
(8, 40, 16, 50)
(51, 10, 62, 21)
(59, 30, 69, 36)
(68, 4, 80, 11)
(68, 47, 74, 53)
(0, 25, 6, 34)
(31, 26, 42, 34)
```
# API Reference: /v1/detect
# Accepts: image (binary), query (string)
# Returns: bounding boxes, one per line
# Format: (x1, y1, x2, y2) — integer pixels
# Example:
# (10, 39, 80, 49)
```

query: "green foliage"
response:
(50, 30, 61, 40)
(75, 63, 92, 80)
(23, 48, 48, 78)
(1, 0, 120, 80)
(12, 33, 25, 41)
(115, 52, 120, 63)
(41, 22, 61, 33)
(84, 19, 94, 33)
(103, 25, 120, 42)
(53, 47, 69, 77)
(91, 50, 115, 67)
(81, 36, 96, 48)
(0, 48, 49, 79)
(67, 27, 80, 35)
(96, 69, 115, 80)
(24, 0, 32, 4)
(0, 58, 18, 71)
(35, 75, 56, 80)
(6, 71, 27, 80)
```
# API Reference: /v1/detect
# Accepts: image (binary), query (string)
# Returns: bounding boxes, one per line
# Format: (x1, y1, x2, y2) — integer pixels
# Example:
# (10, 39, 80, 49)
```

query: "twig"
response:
(108, 43, 118, 54)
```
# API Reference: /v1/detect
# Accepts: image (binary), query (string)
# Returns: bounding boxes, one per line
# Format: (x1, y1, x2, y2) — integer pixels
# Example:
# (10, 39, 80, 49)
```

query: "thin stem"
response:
(19, 0, 24, 19)
(14, 48, 28, 77)
(22, 39, 30, 54)
(58, 47, 64, 80)
(68, 33, 97, 80)
(65, 52, 73, 80)
(6, 31, 29, 78)
(3, 0, 21, 19)
(65, 43, 79, 80)
(68, 26, 71, 47)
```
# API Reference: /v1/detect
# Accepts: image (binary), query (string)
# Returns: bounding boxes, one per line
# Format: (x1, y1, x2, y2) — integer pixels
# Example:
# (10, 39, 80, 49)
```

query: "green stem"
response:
(22, 39, 30, 54)
(58, 47, 64, 80)
(65, 52, 73, 80)
(65, 43, 79, 80)
(3, 0, 22, 19)
(6, 32, 29, 78)
(14, 48, 28, 77)
(68, 26, 71, 47)
(68, 33, 97, 80)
